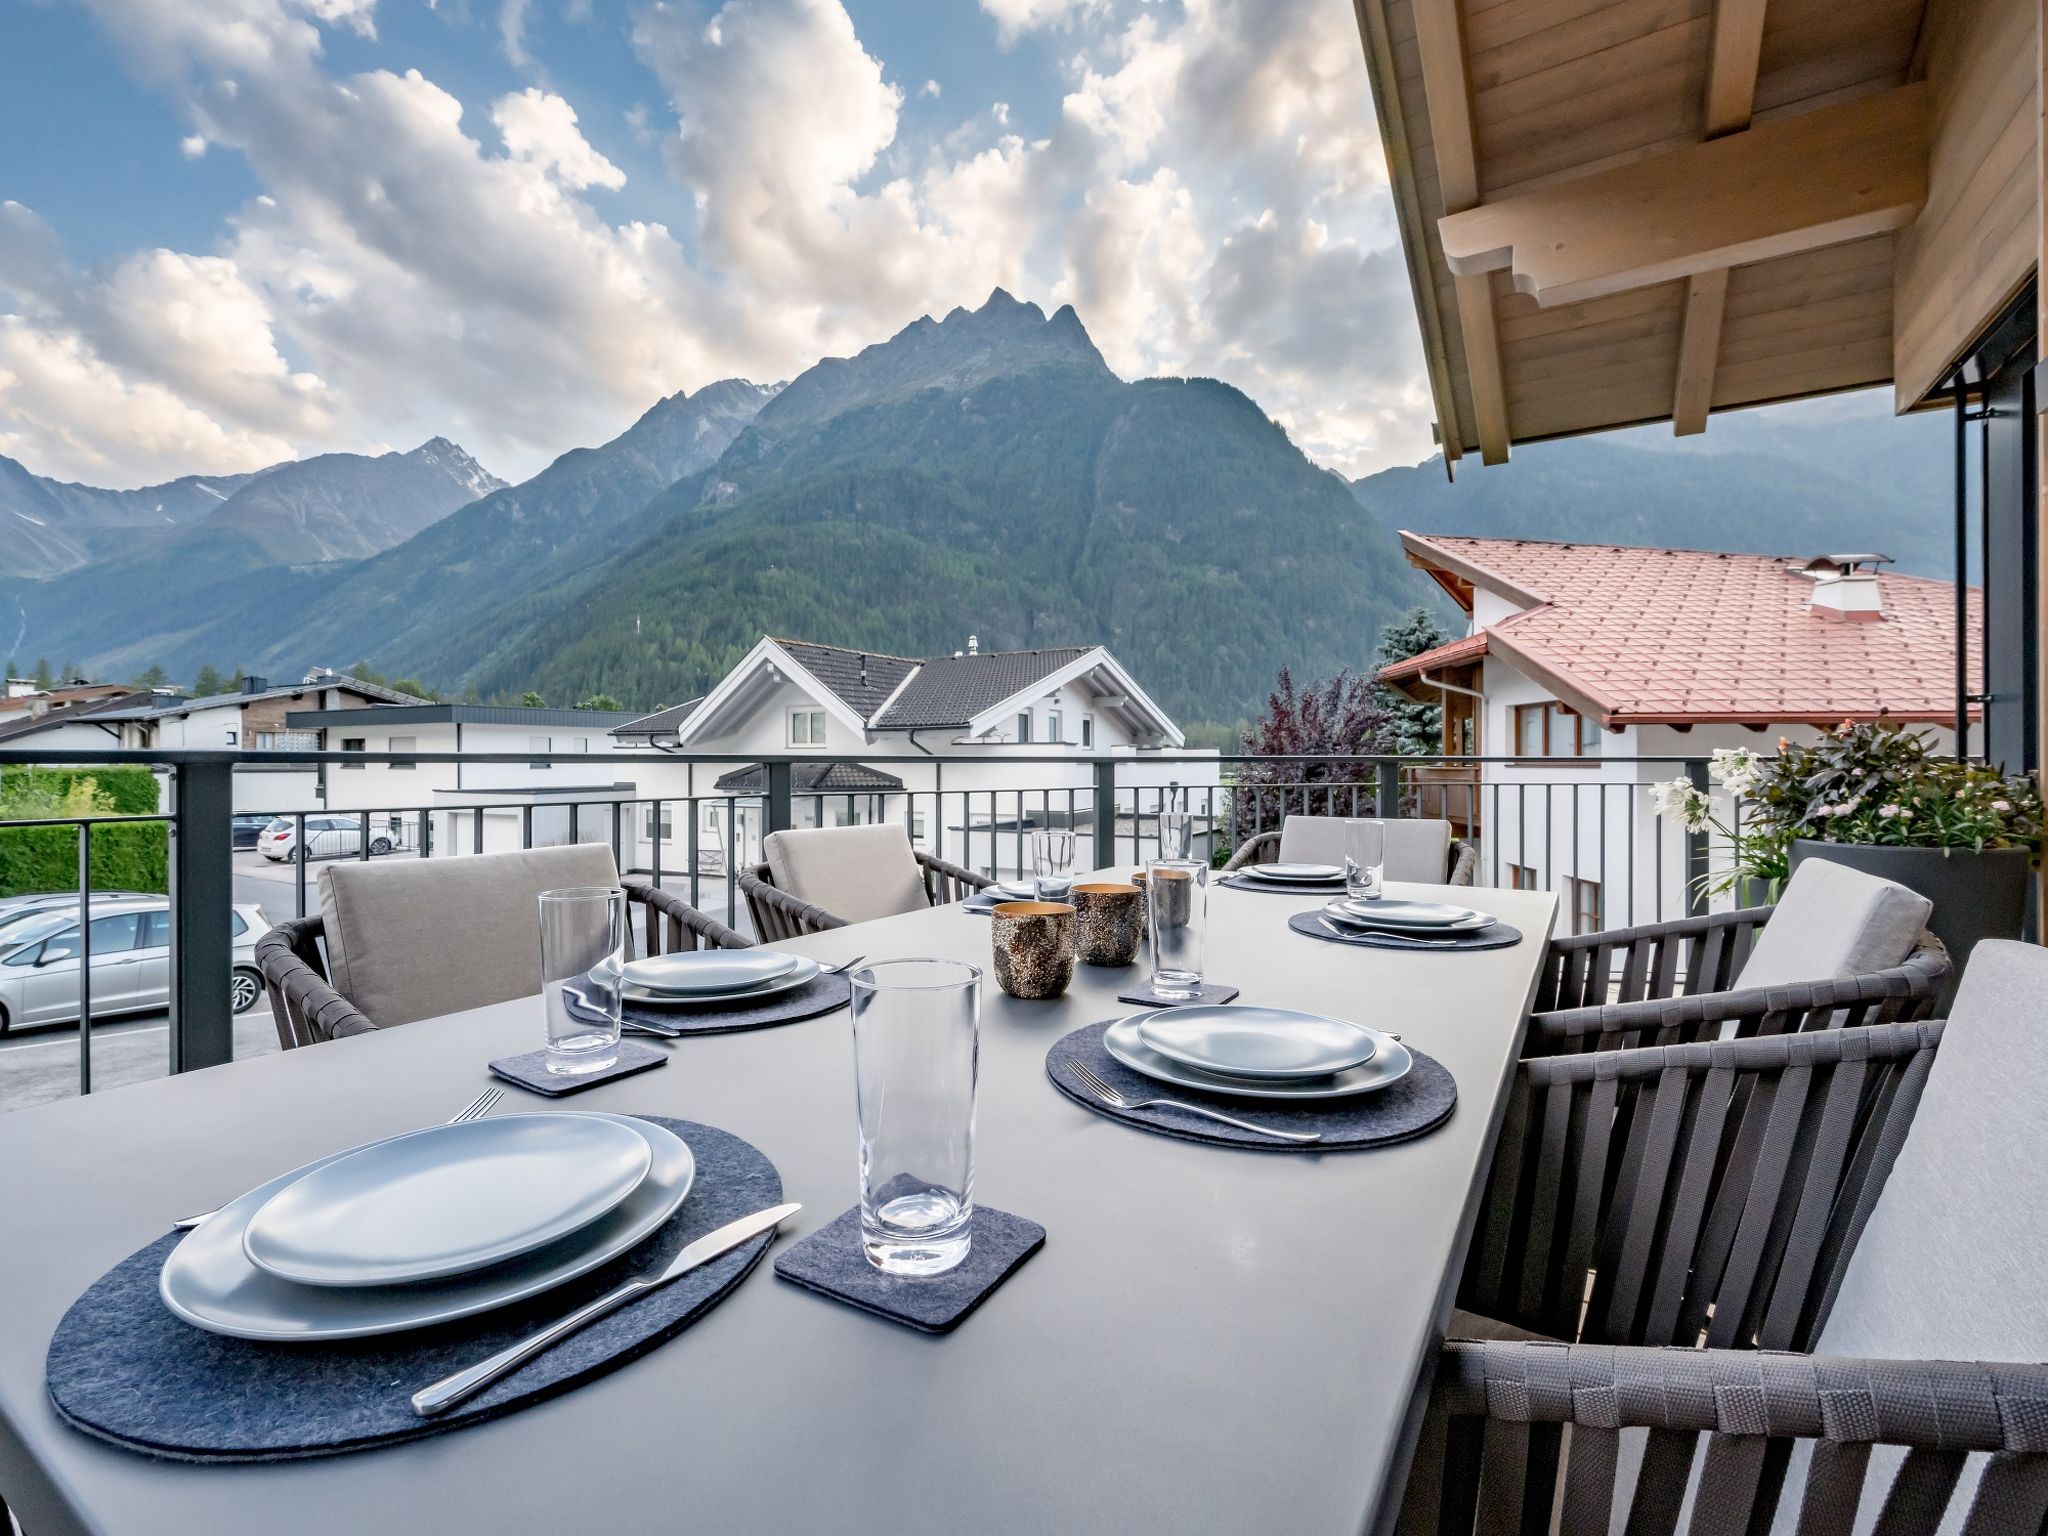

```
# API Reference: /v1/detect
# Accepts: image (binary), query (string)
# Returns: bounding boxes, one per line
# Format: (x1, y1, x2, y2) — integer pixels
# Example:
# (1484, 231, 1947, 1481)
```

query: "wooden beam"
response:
(1674, 0, 1770, 434)
(1413, 0, 1511, 464)
(1440, 83, 1930, 308)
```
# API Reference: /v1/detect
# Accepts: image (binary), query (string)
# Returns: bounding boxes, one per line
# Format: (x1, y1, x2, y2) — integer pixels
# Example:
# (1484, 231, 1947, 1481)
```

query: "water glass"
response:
(538, 886, 625, 1076)
(1030, 827, 1076, 901)
(1157, 809, 1195, 861)
(1146, 858, 1208, 999)
(1343, 820, 1386, 901)
(850, 959, 980, 1275)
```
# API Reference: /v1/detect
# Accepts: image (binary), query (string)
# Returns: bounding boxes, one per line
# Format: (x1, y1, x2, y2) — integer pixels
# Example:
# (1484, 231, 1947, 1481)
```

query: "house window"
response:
(224, 729, 237, 746)
(257, 729, 319, 751)
(1046, 710, 1063, 743)
(911, 812, 927, 843)
(788, 708, 827, 748)
(340, 736, 366, 769)
(389, 735, 416, 769)
(1559, 706, 1601, 758)
(1081, 716, 1093, 748)
(644, 803, 674, 841)
(529, 735, 551, 769)
(1016, 712, 1032, 743)
(1512, 704, 1547, 757)
(1568, 876, 1604, 934)
(1511, 703, 1601, 759)
(1506, 863, 1539, 890)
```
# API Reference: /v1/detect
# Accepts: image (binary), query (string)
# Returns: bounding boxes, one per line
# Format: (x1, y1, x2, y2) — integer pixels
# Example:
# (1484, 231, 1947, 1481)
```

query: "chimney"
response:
(967, 634, 980, 656)
(241, 674, 269, 695)
(1797, 555, 1890, 624)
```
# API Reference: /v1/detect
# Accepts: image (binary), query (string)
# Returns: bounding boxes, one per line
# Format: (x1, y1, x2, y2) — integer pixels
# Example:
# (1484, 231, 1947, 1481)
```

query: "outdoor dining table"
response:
(0, 876, 1556, 1536)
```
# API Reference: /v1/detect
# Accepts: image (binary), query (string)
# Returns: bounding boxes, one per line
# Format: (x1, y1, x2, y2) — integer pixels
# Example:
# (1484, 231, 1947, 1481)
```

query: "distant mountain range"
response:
(0, 291, 1959, 722)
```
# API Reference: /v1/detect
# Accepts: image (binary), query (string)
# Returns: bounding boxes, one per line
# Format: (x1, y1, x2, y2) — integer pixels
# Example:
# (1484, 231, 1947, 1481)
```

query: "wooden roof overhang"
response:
(1350, 0, 2040, 468)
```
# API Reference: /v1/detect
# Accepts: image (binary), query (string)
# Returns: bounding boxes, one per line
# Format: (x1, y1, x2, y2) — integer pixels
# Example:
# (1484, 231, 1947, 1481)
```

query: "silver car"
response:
(258, 814, 401, 862)
(0, 897, 271, 1034)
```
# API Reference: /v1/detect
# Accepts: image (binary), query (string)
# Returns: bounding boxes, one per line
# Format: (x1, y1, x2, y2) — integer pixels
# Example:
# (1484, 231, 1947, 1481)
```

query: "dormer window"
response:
(789, 708, 827, 748)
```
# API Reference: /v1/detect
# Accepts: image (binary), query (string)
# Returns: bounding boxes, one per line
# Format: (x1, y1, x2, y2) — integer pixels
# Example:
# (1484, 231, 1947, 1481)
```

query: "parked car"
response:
(258, 814, 400, 863)
(231, 813, 278, 849)
(0, 898, 271, 1034)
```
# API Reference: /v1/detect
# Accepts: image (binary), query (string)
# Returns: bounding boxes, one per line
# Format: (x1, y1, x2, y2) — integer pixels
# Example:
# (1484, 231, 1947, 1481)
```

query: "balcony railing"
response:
(0, 746, 1723, 1097)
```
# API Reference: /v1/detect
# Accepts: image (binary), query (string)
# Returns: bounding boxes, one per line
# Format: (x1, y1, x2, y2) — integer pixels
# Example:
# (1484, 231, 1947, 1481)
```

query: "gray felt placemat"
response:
(774, 1205, 1045, 1333)
(1285, 912, 1524, 952)
(1045, 1022, 1456, 1153)
(489, 1038, 668, 1096)
(1115, 981, 1241, 1008)
(1220, 874, 1348, 896)
(620, 971, 851, 1035)
(45, 1117, 782, 1462)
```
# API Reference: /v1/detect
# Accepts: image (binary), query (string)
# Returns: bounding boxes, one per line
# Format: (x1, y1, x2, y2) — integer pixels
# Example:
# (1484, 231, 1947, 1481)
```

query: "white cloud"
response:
(499, 0, 534, 69)
(979, 0, 1100, 46)
(180, 134, 208, 158)
(492, 89, 625, 190)
(920, 78, 941, 98)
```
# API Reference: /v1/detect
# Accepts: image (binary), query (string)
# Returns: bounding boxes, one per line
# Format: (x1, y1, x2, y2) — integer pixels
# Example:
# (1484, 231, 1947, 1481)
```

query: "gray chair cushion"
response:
(764, 826, 930, 925)
(1274, 816, 1453, 883)
(319, 843, 621, 1028)
(1733, 855, 1931, 990)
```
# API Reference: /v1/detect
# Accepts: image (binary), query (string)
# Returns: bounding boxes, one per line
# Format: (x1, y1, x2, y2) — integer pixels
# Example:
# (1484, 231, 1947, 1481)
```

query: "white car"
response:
(0, 897, 271, 1034)
(258, 815, 399, 862)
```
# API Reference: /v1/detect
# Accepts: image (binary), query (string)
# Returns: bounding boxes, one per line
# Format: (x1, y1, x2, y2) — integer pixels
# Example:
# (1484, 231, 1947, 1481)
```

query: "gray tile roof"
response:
(0, 690, 154, 743)
(711, 761, 907, 793)
(774, 642, 920, 718)
(873, 647, 1090, 728)
(612, 698, 704, 738)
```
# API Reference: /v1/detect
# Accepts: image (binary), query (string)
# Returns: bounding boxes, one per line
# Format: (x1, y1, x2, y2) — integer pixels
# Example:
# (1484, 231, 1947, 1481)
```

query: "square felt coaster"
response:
(1115, 980, 1241, 1008)
(488, 1038, 668, 1097)
(774, 1205, 1045, 1334)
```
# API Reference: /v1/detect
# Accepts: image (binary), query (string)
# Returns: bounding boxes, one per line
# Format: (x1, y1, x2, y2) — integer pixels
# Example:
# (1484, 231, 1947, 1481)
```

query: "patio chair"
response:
(740, 825, 992, 940)
(255, 844, 745, 1047)
(1407, 941, 2048, 1536)
(1524, 855, 1948, 1055)
(1221, 815, 1478, 885)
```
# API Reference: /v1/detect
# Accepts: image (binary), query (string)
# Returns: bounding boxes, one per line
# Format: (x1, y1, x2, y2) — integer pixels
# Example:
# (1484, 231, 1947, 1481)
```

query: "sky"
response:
(0, 0, 1441, 489)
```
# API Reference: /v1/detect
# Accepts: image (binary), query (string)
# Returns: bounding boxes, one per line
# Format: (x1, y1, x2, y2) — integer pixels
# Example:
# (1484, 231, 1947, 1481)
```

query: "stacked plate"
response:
(1318, 897, 1496, 936)
(1237, 861, 1345, 888)
(619, 948, 822, 1007)
(1103, 1004, 1412, 1101)
(160, 1112, 696, 1341)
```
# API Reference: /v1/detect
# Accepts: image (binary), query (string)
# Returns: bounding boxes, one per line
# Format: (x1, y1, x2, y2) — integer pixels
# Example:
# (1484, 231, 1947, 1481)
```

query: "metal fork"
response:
(1067, 1059, 1321, 1145)
(172, 1086, 505, 1231)
(1318, 916, 1460, 947)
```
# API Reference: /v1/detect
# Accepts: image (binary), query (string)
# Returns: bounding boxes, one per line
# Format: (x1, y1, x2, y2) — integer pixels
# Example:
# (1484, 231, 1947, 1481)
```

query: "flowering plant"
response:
(1652, 722, 2042, 898)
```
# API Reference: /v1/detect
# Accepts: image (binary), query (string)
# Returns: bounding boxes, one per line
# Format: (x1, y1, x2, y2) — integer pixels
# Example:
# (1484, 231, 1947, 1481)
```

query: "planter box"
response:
(1788, 839, 2032, 1000)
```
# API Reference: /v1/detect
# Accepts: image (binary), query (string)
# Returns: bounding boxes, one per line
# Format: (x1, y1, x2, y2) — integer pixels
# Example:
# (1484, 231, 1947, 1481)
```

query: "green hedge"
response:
(0, 766, 168, 898)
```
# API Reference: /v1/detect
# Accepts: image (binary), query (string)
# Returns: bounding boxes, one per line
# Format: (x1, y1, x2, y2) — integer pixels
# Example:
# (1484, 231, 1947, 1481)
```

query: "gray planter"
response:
(1788, 839, 2032, 1000)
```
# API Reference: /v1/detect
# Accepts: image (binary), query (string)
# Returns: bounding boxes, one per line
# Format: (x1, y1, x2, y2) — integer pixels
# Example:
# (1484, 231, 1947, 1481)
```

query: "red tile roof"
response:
(1388, 533, 1980, 726)
(1376, 631, 1487, 684)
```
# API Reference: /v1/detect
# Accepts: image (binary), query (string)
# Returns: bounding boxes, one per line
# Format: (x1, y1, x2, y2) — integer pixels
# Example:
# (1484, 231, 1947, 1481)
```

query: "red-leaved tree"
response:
(1233, 666, 1397, 842)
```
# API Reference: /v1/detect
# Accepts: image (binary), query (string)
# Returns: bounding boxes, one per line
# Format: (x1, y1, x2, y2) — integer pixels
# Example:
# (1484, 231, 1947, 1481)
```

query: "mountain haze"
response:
(1, 458, 268, 578)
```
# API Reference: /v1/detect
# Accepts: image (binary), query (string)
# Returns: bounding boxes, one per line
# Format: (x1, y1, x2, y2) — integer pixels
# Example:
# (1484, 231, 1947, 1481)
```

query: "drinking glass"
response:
(850, 959, 980, 1275)
(1343, 820, 1386, 902)
(1146, 857, 1208, 999)
(1157, 808, 1195, 861)
(538, 886, 626, 1076)
(1030, 827, 1076, 901)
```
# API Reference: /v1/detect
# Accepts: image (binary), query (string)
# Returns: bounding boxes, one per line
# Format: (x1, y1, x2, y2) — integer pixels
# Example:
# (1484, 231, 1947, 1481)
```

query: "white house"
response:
(610, 636, 1218, 880)
(1377, 534, 1976, 930)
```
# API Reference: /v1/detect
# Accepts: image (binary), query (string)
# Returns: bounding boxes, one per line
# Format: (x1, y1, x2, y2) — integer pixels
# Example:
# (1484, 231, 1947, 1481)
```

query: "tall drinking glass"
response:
(538, 886, 625, 1076)
(1146, 858, 1207, 999)
(1030, 828, 1076, 901)
(1157, 808, 1195, 861)
(850, 959, 981, 1275)
(1343, 820, 1386, 902)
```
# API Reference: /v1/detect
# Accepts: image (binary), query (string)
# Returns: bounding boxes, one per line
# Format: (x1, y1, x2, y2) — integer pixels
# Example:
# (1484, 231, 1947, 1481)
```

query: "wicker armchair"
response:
(1527, 904, 1950, 1055)
(1221, 829, 1479, 885)
(1402, 1343, 2048, 1536)
(740, 850, 992, 941)
(256, 880, 744, 1049)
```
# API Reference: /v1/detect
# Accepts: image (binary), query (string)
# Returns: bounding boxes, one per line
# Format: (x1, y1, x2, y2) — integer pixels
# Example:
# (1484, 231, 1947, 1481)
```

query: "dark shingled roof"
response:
(873, 647, 1091, 728)
(774, 642, 920, 718)
(0, 690, 155, 743)
(613, 698, 704, 737)
(712, 762, 907, 793)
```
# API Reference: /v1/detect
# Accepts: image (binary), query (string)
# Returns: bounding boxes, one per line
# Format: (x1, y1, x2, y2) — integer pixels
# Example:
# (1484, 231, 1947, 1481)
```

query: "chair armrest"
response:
(1535, 904, 1776, 1012)
(738, 866, 848, 940)
(254, 918, 377, 1048)
(1446, 840, 1477, 886)
(917, 851, 992, 902)
(625, 880, 751, 954)
(1222, 831, 1279, 872)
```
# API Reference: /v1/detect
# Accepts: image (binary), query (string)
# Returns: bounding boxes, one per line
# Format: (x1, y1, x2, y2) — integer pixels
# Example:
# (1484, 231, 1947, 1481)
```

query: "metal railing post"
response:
(1092, 758, 1117, 869)
(1685, 758, 1711, 916)
(766, 760, 794, 835)
(168, 757, 235, 1074)
(1375, 758, 1402, 820)
(76, 822, 92, 1096)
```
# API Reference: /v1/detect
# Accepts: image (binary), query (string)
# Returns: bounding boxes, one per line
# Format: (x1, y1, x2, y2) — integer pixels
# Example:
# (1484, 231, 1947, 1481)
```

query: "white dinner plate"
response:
(1103, 1016, 1412, 1101)
(1323, 899, 1490, 931)
(1246, 862, 1345, 883)
(162, 1115, 694, 1342)
(984, 881, 1037, 902)
(620, 954, 822, 1008)
(243, 1113, 651, 1288)
(621, 948, 799, 994)
(1135, 1005, 1378, 1080)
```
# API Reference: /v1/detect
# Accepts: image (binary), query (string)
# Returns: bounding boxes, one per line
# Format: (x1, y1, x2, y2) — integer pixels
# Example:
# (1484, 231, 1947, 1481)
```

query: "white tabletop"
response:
(0, 878, 1556, 1536)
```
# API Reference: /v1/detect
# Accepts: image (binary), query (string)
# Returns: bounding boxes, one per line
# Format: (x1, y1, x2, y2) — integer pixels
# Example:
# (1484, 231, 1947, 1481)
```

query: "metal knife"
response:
(410, 1201, 801, 1417)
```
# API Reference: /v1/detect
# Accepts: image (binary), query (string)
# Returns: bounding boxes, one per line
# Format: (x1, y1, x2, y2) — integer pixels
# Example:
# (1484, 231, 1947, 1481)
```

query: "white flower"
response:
(1993, 799, 2013, 813)
(1709, 747, 1764, 797)
(1650, 777, 1712, 832)
(1878, 804, 1905, 820)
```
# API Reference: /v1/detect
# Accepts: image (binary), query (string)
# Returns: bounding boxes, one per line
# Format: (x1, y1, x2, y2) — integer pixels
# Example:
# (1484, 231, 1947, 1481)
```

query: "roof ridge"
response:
(768, 637, 924, 664)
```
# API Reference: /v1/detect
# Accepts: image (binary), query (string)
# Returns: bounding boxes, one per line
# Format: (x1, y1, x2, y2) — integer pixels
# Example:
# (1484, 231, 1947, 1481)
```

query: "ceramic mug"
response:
(1072, 882, 1142, 966)
(990, 901, 1076, 1000)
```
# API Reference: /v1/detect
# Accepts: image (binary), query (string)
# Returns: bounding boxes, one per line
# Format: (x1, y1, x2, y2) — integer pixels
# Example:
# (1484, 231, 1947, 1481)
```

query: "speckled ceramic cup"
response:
(990, 901, 1076, 1000)
(1072, 882, 1142, 966)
